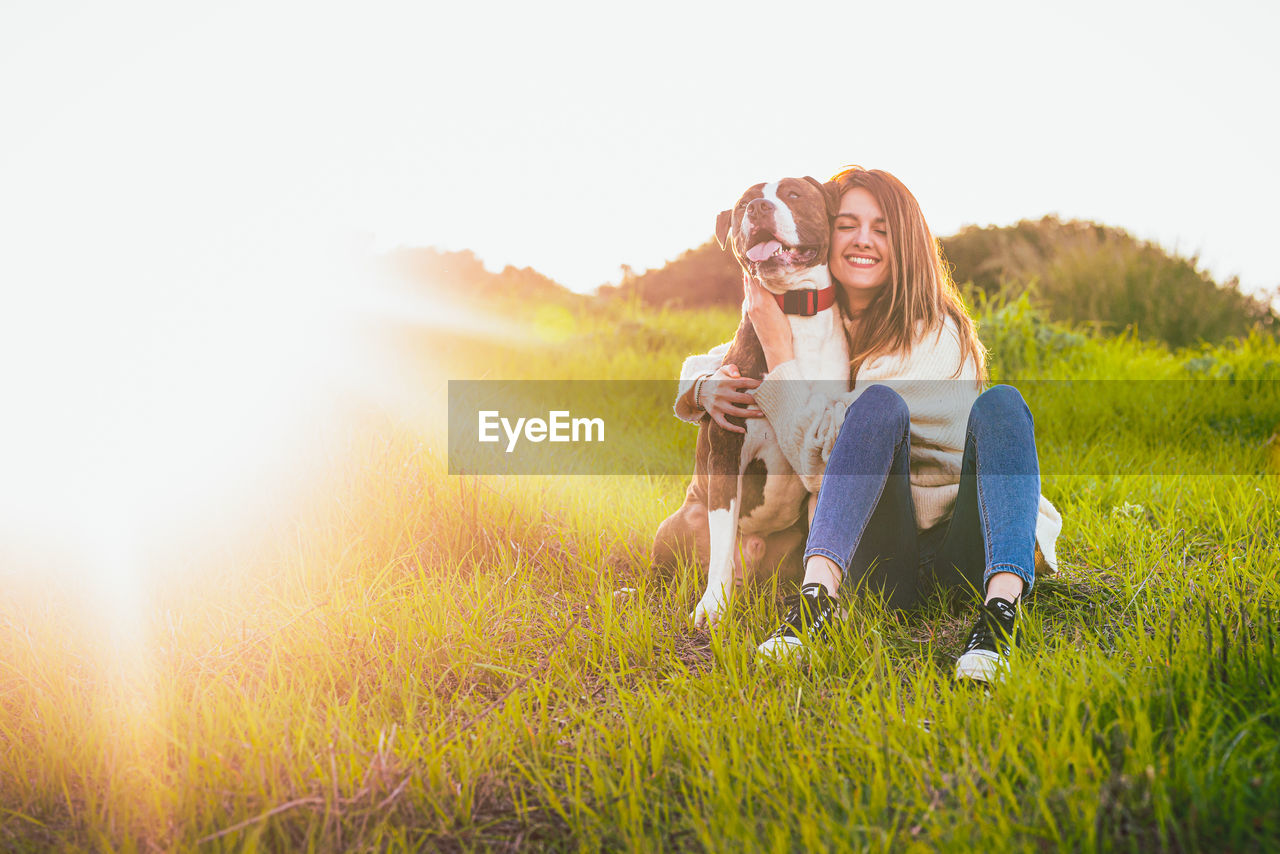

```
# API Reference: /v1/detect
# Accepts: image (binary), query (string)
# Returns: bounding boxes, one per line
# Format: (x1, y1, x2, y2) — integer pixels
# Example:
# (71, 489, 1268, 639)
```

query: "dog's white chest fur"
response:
(737, 304, 849, 533)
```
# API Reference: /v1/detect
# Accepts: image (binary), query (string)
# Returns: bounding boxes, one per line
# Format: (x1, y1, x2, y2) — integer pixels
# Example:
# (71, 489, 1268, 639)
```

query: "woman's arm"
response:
(674, 342, 730, 421)
(674, 342, 766, 433)
(744, 275, 795, 370)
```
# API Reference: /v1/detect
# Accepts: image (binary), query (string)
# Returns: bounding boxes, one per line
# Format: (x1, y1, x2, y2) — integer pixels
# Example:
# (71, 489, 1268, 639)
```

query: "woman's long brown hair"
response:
(828, 166, 987, 383)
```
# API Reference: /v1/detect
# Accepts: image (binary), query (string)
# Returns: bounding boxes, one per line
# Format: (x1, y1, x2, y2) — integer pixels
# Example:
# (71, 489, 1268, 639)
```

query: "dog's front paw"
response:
(690, 590, 730, 629)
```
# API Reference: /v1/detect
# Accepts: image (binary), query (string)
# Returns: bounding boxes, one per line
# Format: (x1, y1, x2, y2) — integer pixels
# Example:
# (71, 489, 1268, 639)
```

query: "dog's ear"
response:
(715, 209, 733, 250)
(804, 175, 840, 218)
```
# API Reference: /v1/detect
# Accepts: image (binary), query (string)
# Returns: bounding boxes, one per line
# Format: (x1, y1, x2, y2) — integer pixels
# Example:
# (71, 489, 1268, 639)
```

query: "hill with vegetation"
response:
(596, 242, 743, 310)
(381, 246, 590, 312)
(944, 216, 1276, 348)
(597, 217, 1278, 349)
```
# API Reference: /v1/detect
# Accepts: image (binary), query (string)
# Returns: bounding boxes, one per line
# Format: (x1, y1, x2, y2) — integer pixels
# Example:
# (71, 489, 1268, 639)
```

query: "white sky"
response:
(2, 0, 1278, 297)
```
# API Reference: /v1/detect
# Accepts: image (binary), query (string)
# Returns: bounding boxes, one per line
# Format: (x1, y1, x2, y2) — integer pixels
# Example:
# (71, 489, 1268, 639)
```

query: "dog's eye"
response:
(787, 191, 800, 199)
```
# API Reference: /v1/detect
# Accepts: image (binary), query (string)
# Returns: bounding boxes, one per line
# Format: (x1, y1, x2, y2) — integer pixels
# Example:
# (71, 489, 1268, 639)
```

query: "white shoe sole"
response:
(756, 635, 805, 660)
(955, 649, 1006, 684)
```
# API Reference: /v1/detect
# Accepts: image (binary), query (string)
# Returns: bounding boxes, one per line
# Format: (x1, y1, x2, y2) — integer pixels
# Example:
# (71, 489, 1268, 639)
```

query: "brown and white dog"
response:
(654, 177, 850, 627)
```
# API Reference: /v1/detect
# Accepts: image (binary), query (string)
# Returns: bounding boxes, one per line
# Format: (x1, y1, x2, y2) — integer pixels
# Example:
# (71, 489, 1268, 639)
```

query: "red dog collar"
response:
(773, 286, 836, 316)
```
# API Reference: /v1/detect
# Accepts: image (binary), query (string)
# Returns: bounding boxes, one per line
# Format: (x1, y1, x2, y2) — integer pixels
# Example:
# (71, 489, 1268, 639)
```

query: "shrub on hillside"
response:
(596, 242, 740, 309)
(942, 217, 1276, 348)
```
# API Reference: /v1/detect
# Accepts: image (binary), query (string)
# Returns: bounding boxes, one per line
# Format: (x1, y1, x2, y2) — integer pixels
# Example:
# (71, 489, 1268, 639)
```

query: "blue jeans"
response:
(804, 384, 1040, 608)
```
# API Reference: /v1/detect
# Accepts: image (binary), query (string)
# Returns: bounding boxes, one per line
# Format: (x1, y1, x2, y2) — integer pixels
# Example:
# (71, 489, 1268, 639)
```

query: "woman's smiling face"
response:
(829, 187, 890, 307)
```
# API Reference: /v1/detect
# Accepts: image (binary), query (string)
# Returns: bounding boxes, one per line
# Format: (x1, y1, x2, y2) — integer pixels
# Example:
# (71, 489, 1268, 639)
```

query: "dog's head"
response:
(715, 177, 839, 289)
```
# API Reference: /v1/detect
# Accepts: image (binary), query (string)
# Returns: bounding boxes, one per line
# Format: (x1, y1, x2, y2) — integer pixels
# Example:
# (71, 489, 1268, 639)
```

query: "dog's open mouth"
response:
(744, 230, 820, 269)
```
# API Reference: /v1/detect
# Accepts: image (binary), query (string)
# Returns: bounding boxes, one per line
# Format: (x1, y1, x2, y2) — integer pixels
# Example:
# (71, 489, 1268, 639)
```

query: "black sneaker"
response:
(955, 597, 1019, 683)
(756, 583, 842, 660)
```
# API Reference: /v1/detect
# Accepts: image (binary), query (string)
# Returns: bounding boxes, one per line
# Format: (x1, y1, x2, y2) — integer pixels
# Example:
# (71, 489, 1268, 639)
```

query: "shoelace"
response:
(779, 588, 837, 632)
(964, 600, 1017, 654)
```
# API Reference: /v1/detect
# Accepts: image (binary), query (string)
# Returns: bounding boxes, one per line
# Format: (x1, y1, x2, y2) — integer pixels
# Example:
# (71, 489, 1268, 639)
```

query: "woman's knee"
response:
(969, 384, 1032, 430)
(845, 384, 910, 434)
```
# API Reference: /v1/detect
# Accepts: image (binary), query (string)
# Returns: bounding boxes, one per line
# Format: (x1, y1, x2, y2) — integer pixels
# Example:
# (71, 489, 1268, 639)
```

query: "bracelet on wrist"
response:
(693, 373, 710, 410)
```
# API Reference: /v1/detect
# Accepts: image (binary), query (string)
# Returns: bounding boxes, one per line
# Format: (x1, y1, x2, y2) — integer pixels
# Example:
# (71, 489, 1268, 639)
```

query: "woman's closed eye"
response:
(837, 223, 886, 236)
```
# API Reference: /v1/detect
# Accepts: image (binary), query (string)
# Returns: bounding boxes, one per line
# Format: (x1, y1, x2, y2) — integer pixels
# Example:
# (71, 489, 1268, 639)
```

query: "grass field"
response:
(2, 299, 1279, 851)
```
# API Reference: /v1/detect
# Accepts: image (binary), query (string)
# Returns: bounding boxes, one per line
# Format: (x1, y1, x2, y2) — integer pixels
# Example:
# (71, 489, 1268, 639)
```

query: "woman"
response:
(672, 166, 1062, 683)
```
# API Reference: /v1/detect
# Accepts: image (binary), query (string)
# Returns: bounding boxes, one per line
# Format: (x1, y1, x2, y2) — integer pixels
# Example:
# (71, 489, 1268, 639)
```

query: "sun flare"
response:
(0, 233, 480, 621)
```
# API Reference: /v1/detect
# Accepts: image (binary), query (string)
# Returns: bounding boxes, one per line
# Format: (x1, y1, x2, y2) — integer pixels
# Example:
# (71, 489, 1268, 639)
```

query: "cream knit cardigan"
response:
(674, 317, 1063, 573)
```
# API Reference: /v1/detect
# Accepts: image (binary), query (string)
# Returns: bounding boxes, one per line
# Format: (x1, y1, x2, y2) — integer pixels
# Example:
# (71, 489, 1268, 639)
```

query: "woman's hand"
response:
(743, 273, 795, 369)
(701, 364, 762, 434)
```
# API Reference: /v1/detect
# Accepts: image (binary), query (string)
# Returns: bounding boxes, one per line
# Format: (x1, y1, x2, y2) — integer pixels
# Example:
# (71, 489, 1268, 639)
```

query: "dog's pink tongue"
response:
(746, 240, 781, 263)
